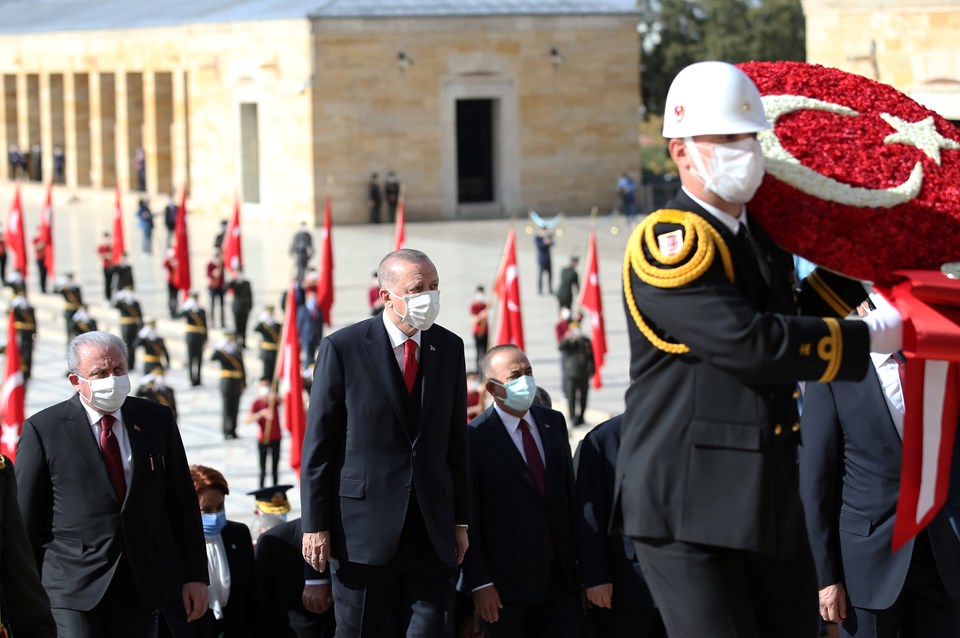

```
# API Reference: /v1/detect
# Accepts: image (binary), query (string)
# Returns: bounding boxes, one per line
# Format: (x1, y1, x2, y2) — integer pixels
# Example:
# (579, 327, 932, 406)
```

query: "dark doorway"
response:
(456, 99, 494, 203)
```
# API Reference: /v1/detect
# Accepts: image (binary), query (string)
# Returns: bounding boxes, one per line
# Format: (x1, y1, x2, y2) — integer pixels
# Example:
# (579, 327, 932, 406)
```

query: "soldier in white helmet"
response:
(615, 61, 902, 636)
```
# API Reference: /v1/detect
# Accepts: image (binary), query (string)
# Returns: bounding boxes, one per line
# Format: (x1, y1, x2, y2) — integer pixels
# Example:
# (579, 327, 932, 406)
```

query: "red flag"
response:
(5, 184, 27, 276)
(578, 228, 607, 389)
(278, 282, 307, 477)
(316, 195, 334, 326)
(222, 197, 242, 275)
(172, 191, 191, 299)
(38, 180, 55, 278)
(493, 228, 524, 350)
(0, 312, 25, 461)
(111, 185, 125, 264)
(392, 194, 406, 251)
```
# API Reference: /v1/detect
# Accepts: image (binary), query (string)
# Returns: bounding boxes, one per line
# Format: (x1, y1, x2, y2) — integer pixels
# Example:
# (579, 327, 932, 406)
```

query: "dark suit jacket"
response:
(16, 394, 207, 612)
(0, 455, 56, 637)
(197, 521, 265, 638)
(255, 518, 335, 637)
(799, 368, 960, 609)
(301, 316, 469, 567)
(574, 416, 654, 609)
(461, 405, 579, 605)
(617, 189, 870, 556)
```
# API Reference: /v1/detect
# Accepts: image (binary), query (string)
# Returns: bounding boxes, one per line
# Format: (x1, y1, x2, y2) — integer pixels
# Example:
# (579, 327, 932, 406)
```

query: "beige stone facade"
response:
(0, 11, 640, 223)
(802, 0, 960, 122)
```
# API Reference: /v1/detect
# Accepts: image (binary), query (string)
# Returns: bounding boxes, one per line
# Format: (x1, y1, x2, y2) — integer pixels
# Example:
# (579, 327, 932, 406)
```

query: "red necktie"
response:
(520, 419, 547, 497)
(892, 351, 908, 391)
(99, 414, 127, 503)
(403, 339, 418, 393)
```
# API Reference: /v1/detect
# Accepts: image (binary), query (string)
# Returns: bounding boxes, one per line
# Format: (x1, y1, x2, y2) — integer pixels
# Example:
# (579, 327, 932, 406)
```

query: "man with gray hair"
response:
(16, 331, 209, 636)
(301, 248, 469, 637)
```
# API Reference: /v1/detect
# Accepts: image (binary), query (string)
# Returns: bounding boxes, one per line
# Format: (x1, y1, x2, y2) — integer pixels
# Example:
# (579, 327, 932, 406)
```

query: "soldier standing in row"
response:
(254, 305, 281, 380)
(115, 285, 143, 370)
(134, 319, 170, 376)
(178, 292, 207, 387)
(207, 248, 226, 329)
(11, 290, 37, 380)
(211, 330, 245, 440)
(112, 253, 135, 297)
(227, 267, 253, 349)
(54, 273, 82, 344)
(136, 366, 178, 420)
(69, 304, 98, 338)
(163, 248, 179, 318)
(95, 232, 113, 302)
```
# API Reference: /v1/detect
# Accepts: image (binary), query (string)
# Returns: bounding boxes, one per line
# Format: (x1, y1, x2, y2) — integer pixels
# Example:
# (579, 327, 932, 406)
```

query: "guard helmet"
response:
(661, 61, 769, 138)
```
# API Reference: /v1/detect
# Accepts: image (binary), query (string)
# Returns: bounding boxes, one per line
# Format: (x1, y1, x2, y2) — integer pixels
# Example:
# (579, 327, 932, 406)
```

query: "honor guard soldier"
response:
(136, 366, 178, 419)
(111, 253, 135, 297)
(177, 292, 208, 386)
(54, 272, 83, 342)
(617, 61, 903, 638)
(69, 304, 98, 338)
(4, 268, 25, 296)
(11, 291, 37, 380)
(114, 285, 143, 369)
(227, 267, 253, 348)
(134, 319, 171, 376)
(0, 455, 58, 637)
(212, 330, 245, 440)
(254, 305, 281, 380)
(250, 484, 293, 521)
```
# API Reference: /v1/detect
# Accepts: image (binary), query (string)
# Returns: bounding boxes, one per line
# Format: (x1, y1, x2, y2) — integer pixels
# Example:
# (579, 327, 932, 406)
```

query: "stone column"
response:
(142, 71, 159, 195)
(88, 72, 103, 188)
(16, 74, 28, 151)
(63, 73, 78, 189)
(40, 72, 53, 183)
(114, 70, 130, 193)
(171, 69, 189, 195)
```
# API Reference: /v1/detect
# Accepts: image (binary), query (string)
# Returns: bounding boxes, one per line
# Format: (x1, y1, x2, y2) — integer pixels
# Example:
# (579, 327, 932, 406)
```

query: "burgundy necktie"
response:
(520, 419, 547, 497)
(99, 414, 127, 503)
(403, 339, 418, 393)
(892, 351, 908, 393)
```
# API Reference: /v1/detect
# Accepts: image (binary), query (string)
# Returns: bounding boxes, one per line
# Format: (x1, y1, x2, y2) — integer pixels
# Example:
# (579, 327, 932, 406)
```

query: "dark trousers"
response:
(369, 202, 381, 224)
(261, 351, 278, 381)
(564, 377, 588, 426)
(209, 287, 225, 328)
(841, 532, 960, 638)
(330, 498, 455, 638)
(17, 332, 33, 380)
(634, 539, 817, 638)
(222, 381, 242, 438)
(52, 560, 157, 638)
(121, 325, 139, 370)
(588, 605, 666, 638)
(37, 259, 47, 293)
(303, 339, 320, 368)
(234, 308, 250, 348)
(259, 440, 281, 488)
(167, 283, 178, 318)
(103, 266, 114, 301)
(187, 336, 204, 386)
(473, 333, 488, 373)
(537, 266, 552, 295)
(481, 565, 587, 638)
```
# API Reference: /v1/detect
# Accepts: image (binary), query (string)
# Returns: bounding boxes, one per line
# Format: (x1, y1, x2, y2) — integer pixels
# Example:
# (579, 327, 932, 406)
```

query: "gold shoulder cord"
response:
(622, 209, 734, 354)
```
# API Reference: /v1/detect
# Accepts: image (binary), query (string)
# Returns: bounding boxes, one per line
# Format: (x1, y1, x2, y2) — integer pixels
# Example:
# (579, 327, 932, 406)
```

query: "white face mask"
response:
(389, 289, 441, 331)
(258, 386, 270, 397)
(685, 137, 765, 204)
(78, 374, 131, 413)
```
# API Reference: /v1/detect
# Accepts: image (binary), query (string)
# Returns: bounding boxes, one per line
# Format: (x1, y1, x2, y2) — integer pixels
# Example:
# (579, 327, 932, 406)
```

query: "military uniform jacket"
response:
(616, 190, 870, 557)
(212, 346, 245, 386)
(178, 308, 208, 340)
(113, 265, 134, 292)
(116, 300, 143, 329)
(13, 304, 37, 338)
(255, 320, 280, 353)
(228, 279, 253, 312)
(57, 284, 82, 311)
(136, 383, 178, 418)
(136, 336, 170, 368)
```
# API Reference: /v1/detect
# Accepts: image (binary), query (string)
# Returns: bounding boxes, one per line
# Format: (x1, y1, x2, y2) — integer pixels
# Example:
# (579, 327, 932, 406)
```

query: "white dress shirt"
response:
(80, 397, 133, 487)
(871, 352, 905, 440)
(382, 310, 421, 371)
(682, 186, 750, 235)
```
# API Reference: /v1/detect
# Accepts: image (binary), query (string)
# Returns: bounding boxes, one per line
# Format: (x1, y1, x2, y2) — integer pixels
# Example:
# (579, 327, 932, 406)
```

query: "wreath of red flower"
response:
(737, 61, 960, 283)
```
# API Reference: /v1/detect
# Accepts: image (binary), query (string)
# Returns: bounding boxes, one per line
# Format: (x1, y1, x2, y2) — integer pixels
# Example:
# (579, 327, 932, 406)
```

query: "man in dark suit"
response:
(462, 344, 586, 637)
(301, 248, 469, 637)
(15, 331, 208, 636)
(618, 61, 901, 637)
(799, 317, 960, 637)
(0, 454, 57, 637)
(227, 268, 253, 348)
(296, 282, 324, 367)
(574, 415, 665, 638)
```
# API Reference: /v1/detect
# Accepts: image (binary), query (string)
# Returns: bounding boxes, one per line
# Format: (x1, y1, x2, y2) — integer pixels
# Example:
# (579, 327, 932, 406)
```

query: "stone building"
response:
(0, 0, 641, 223)
(803, 0, 960, 125)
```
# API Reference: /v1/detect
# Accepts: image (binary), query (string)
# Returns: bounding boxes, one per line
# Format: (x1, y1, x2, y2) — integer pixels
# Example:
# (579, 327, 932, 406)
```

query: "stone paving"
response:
(8, 182, 639, 528)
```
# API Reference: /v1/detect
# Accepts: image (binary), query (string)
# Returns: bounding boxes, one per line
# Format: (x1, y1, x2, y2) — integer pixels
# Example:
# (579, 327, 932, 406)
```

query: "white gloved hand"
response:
(862, 292, 902, 354)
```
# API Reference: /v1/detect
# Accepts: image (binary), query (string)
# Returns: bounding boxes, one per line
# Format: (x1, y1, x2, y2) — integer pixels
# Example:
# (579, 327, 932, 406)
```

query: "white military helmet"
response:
(661, 61, 770, 138)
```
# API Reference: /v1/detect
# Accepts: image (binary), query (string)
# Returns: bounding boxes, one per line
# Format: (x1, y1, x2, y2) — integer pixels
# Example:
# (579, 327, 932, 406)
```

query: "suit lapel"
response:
(362, 318, 410, 435)
(413, 330, 440, 445)
(531, 406, 562, 500)
(863, 366, 903, 454)
(64, 394, 121, 503)
(484, 408, 544, 498)
(121, 400, 143, 510)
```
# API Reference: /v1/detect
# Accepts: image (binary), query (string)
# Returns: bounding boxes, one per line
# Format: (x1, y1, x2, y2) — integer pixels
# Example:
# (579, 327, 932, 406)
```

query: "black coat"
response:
(16, 395, 207, 613)
(799, 368, 960, 609)
(617, 189, 870, 556)
(197, 521, 265, 638)
(461, 405, 579, 605)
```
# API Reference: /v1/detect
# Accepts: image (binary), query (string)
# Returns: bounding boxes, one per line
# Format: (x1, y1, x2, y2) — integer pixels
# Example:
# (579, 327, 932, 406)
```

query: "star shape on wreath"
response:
(0, 423, 19, 450)
(880, 113, 960, 166)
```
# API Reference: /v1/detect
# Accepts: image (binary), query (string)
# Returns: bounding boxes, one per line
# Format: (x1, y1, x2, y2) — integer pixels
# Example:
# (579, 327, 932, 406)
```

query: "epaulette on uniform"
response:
(0, 454, 7, 471)
(623, 209, 734, 355)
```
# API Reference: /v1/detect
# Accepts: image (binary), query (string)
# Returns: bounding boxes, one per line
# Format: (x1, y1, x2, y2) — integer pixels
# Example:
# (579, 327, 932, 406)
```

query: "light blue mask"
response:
(493, 375, 537, 413)
(201, 510, 227, 536)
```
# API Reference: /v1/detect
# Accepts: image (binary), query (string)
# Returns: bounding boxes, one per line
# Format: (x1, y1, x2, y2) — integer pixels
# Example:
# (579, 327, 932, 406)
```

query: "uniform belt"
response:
(14, 322, 35, 330)
(143, 355, 161, 362)
(185, 325, 206, 333)
(260, 342, 278, 351)
(64, 303, 80, 310)
(119, 318, 141, 325)
(220, 370, 244, 379)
